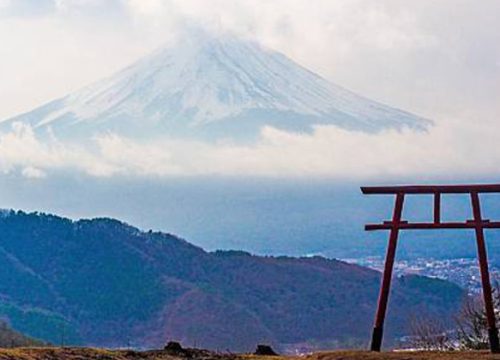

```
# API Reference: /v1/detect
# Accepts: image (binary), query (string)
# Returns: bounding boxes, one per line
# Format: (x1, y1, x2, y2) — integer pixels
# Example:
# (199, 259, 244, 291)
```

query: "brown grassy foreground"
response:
(308, 350, 500, 359)
(1, 348, 500, 360)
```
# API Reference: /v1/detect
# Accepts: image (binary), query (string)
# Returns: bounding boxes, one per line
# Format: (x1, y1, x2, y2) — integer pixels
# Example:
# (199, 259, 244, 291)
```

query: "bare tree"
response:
(455, 287, 500, 350)
(407, 283, 500, 351)
(409, 314, 452, 350)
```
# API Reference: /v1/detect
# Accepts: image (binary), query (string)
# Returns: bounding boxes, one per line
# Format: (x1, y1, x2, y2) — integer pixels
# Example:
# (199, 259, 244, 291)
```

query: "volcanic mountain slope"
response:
(0, 32, 430, 141)
(0, 210, 463, 352)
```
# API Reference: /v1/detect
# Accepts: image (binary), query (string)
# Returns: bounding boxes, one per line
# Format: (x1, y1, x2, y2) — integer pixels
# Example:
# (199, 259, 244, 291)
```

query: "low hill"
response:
(0, 210, 465, 352)
(0, 322, 43, 347)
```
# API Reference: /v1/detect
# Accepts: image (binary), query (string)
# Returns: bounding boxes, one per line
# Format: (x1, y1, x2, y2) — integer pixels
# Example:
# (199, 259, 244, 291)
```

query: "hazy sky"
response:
(0, 0, 499, 179)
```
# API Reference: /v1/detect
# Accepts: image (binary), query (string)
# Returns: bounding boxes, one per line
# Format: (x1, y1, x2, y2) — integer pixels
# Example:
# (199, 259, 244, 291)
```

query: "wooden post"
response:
(434, 192, 441, 224)
(371, 193, 404, 352)
(471, 192, 499, 353)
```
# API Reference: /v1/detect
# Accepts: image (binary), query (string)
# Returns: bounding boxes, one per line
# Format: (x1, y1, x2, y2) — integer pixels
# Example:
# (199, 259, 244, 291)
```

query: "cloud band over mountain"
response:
(1, 118, 499, 180)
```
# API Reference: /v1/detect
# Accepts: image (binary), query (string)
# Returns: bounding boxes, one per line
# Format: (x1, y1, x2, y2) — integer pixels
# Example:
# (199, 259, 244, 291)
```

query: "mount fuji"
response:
(1, 33, 430, 142)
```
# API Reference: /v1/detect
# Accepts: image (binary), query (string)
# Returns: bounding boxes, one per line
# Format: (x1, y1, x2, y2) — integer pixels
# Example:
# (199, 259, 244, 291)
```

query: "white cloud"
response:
(22, 166, 46, 179)
(127, 0, 164, 16)
(0, 0, 11, 10)
(0, 118, 499, 180)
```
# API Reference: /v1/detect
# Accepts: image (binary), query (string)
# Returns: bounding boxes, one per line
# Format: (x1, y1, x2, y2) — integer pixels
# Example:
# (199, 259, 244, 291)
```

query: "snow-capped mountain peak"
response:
(1, 32, 430, 141)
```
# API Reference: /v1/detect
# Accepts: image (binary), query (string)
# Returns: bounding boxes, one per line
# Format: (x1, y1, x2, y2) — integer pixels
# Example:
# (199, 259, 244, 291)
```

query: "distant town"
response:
(345, 257, 500, 294)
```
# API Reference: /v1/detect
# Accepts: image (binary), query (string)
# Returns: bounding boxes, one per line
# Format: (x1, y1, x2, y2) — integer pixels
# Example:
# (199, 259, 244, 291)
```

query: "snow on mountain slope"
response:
(0, 33, 431, 142)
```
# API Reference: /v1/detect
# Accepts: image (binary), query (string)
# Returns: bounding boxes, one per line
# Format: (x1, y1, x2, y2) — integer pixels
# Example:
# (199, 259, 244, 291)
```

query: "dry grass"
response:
(1, 348, 500, 360)
(307, 350, 500, 360)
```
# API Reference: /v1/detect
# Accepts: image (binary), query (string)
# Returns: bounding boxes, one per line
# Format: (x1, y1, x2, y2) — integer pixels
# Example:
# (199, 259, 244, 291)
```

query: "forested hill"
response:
(0, 210, 464, 352)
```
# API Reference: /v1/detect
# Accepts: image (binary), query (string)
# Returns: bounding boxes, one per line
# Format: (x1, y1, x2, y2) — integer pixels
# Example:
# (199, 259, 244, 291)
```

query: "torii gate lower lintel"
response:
(362, 184, 500, 353)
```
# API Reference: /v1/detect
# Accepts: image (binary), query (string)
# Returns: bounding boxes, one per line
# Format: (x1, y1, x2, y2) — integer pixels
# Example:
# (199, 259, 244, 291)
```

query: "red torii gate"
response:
(362, 184, 500, 353)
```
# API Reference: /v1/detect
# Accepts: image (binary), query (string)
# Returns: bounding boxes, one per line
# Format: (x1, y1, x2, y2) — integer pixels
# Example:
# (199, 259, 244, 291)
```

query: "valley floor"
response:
(0, 348, 500, 360)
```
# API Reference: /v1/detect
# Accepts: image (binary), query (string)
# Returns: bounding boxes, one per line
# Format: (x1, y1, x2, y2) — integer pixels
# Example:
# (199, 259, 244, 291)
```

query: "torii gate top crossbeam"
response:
(361, 183, 500, 194)
(362, 184, 500, 231)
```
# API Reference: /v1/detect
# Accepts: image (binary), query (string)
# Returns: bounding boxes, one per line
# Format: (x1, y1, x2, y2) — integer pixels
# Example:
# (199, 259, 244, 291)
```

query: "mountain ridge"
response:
(0, 209, 464, 352)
